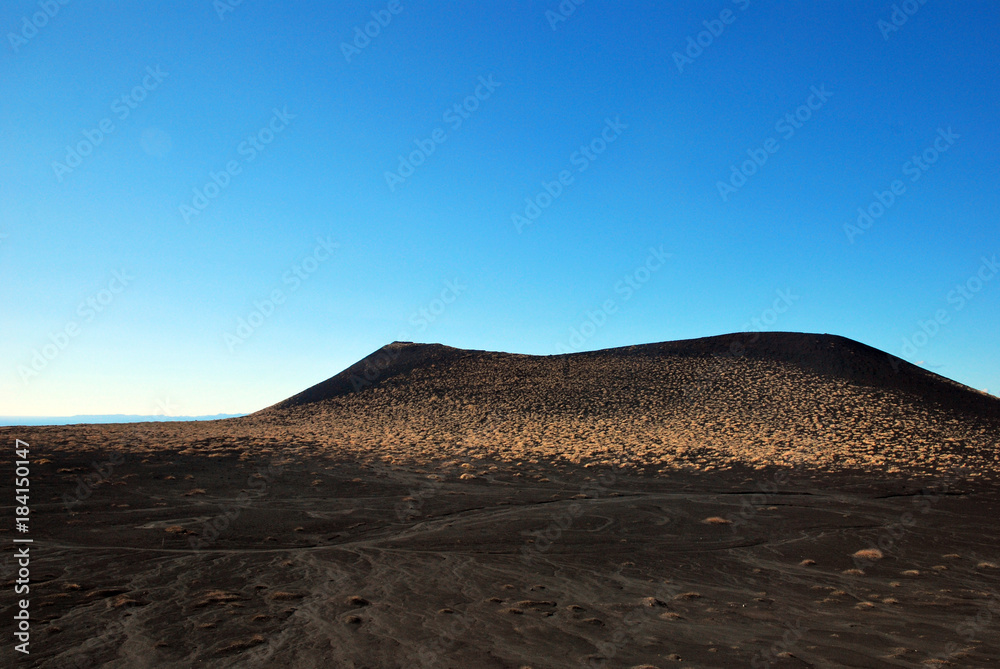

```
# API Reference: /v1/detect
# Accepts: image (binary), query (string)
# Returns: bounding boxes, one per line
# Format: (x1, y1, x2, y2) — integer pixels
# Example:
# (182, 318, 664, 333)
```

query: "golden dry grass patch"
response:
(268, 591, 305, 601)
(194, 591, 244, 607)
(852, 548, 883, 560)
(674, 591, 702, 600)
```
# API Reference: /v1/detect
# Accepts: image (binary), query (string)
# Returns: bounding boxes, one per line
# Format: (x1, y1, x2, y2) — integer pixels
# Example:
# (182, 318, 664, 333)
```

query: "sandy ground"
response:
(3, 434, 1000, 668)
(2, 335, 999, 667)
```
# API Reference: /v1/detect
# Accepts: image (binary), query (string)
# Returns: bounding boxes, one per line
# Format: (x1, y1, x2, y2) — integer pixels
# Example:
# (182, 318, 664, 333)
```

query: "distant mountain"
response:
(0, 414, 245, 427)
(247, 333, 1000, 475)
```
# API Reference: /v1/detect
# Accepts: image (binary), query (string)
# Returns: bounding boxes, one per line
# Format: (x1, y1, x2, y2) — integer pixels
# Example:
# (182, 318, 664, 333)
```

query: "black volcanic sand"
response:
(3, 334, 999, 667)
(2, 443, 1000, 668)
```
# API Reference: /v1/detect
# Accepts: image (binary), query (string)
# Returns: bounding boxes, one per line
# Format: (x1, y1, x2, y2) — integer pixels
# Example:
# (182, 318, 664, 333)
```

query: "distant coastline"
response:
(0, 414, 245, 427)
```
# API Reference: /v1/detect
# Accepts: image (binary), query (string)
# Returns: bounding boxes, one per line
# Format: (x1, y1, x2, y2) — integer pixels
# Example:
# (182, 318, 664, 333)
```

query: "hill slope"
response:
(247, 333, 999, 476)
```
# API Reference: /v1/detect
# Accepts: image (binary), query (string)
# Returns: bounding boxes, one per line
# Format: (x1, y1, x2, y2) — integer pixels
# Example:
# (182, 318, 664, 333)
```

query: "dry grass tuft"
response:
(110, 595, 146, 609)
(194, 591, 243, 608)
(268, 591, 304, 600)
(852, 548, 883, 560)
(217, 634, 265, 653)
(674, 591, 702, 600)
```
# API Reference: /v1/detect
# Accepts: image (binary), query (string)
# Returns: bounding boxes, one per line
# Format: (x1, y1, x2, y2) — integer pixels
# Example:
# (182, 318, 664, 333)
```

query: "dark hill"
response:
(248, 333, 999, 477)
(265, 333, 998, 419)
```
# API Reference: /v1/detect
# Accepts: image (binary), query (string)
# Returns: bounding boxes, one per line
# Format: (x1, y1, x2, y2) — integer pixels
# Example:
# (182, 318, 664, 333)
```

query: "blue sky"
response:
(2, 0, 998, 418)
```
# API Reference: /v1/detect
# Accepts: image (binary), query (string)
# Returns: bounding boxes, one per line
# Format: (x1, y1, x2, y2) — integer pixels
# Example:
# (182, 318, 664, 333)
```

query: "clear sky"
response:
(2, 0, 998, 418)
